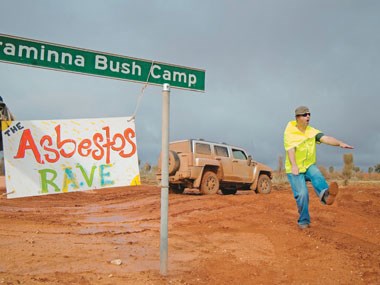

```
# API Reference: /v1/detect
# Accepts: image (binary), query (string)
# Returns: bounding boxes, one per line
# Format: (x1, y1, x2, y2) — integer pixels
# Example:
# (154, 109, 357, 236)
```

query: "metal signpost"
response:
(160, 83, 170, 275)
(0, 33, 205, 276)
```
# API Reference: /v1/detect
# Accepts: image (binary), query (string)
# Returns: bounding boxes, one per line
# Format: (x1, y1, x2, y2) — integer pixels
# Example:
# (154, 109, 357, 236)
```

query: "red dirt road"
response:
(0, 177, 379, 284)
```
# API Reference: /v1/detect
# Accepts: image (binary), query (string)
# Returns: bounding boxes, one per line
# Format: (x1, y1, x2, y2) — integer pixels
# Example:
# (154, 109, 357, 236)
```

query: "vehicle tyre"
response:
(221, 188, 237, 195)
(200, 171, 219, 195)
(256, 174, 271, 194)
(169, 184, 185, 194)
(158, 150, 181, 175)
(158, 150, 180, 176)
(168, 150, 180, 175)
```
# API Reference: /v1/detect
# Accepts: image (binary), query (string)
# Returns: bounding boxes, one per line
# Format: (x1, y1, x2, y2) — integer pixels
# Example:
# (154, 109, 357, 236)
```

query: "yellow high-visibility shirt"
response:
(284, 121, 322, 173)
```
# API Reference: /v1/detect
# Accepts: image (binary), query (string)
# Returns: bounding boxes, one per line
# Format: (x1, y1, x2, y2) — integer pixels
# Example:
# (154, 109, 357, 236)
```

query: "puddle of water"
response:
(77, 224, 135, 235)
(77, 226, 106, 234)
(84, 215, 126, 223)
(76, 221, 152, 235)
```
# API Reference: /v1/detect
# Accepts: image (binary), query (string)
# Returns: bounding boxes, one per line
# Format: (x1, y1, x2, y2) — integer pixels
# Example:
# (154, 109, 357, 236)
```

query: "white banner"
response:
(2, 117, 140, 198)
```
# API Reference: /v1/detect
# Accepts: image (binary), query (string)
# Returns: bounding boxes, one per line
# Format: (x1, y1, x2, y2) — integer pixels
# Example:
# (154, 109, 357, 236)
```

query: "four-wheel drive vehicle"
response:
(156, 139, 273, 195)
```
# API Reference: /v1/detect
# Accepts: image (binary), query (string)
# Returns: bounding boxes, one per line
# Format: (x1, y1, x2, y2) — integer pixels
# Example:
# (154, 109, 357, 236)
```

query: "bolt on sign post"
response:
(0, 34, 205, 276)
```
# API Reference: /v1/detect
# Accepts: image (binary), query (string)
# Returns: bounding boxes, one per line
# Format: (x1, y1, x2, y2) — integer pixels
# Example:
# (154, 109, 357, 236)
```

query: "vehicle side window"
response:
(214, 145, 229, 157)
(195, 143, 211, 155)
(232, 149, 247, 160)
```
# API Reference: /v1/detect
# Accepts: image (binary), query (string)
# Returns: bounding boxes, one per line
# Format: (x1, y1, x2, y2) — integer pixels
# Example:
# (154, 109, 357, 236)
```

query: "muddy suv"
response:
(157, 139, 273, 195)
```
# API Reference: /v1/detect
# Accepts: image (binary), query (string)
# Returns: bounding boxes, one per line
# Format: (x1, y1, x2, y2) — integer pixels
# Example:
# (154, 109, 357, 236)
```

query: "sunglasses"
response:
(299, 113, 311, 117)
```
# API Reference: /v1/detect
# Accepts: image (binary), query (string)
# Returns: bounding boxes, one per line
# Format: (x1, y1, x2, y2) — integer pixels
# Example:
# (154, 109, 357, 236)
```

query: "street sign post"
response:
(160, 83, 170, 275)
(0, 34, 205, 92)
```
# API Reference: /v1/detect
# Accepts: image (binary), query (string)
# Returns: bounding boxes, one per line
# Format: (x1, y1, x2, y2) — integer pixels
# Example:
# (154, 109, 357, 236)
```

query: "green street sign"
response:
(0, 34, 205, 92)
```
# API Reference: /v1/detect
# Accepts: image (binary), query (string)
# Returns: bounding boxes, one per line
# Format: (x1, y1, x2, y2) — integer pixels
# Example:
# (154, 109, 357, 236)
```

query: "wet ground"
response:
(0, 177, 379, 284)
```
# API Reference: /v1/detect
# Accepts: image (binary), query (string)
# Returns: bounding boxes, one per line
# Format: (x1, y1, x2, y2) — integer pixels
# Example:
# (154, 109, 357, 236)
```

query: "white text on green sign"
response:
(0, 34, 205, 91)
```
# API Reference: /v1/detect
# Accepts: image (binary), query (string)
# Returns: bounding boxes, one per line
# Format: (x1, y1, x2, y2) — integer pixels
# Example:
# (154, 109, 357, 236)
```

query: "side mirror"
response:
(247, 155, 252, 166)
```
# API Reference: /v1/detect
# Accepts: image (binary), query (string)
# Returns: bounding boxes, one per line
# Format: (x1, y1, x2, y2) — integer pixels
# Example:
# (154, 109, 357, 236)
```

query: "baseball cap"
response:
(295, 106, 310, 116)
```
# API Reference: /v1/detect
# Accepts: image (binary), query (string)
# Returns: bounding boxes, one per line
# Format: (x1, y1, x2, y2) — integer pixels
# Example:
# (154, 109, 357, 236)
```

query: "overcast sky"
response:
(1, 0, 379, 171)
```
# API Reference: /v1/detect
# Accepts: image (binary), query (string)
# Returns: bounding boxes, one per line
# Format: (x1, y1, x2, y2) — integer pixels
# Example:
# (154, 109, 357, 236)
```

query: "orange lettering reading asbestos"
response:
(13, 124, 137, 164)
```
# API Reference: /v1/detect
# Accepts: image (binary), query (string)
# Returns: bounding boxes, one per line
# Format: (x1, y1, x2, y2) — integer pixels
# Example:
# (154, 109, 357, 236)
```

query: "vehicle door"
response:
(214, 144, 234, 181)
(231, 148, 251, 182)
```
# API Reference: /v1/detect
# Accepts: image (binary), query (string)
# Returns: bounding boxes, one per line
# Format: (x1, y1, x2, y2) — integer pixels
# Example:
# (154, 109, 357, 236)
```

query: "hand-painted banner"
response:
(2, 117, 140, 198)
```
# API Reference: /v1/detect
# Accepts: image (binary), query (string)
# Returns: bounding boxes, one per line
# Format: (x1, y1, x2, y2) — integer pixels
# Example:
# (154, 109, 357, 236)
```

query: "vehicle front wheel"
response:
(200, 171, 219, 195)
(256, 174, 271, 194)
